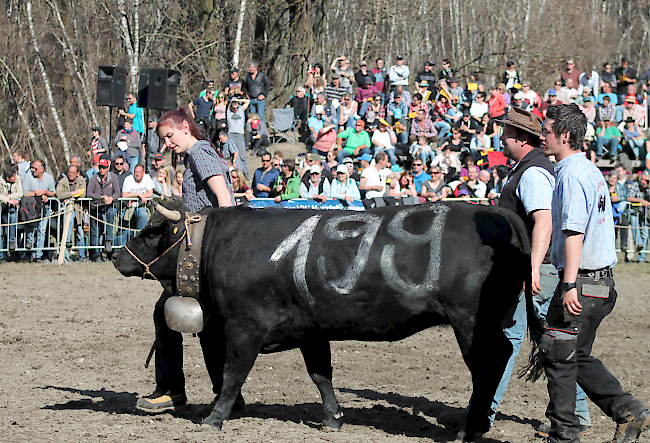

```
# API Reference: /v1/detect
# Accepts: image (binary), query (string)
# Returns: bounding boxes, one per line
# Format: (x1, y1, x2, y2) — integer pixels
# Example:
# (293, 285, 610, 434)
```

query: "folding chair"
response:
(269, 108, 298, 144)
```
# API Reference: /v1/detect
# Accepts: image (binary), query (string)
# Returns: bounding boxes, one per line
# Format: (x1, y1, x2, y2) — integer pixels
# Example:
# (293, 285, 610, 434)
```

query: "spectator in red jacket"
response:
(488, 86, 507, 120)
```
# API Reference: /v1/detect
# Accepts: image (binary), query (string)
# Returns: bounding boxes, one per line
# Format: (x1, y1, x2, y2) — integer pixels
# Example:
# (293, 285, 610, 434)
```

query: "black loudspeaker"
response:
(96, 66, 127, 107)
(137, 68, 181, 109)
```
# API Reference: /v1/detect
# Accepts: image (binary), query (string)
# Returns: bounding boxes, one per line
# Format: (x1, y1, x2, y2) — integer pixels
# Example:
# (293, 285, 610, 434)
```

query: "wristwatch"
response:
(561, 282, 577, 293)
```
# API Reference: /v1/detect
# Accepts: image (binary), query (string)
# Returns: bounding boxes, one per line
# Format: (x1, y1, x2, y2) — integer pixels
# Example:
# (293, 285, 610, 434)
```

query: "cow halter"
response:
(123, 213, 201, 281)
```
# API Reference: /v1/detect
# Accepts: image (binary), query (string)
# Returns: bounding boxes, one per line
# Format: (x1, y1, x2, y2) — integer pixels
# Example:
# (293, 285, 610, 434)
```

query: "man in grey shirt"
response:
(227, 98, 250, 179)
(22, 159, 56, 262)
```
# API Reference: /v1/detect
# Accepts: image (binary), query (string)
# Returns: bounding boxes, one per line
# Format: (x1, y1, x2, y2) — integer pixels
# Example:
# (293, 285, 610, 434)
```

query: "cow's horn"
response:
(155, 203, 182, 221)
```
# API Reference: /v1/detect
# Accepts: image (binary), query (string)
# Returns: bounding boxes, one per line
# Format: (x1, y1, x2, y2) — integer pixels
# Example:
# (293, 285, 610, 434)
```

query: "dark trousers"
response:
(543, 273, 645, 442)
(245, 133, 270, 153)
(153, 290, 225, 396)
(89, 205, 117, 259)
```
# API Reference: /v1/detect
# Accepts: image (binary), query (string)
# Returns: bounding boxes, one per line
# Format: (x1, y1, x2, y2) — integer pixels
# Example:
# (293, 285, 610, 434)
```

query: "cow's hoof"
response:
(201, 414, 224, 429)
(323, 411, 344, 429)
(454, 428, 484, 442)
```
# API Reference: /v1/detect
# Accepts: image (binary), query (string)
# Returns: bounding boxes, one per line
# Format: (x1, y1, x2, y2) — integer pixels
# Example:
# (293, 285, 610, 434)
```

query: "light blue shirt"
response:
(330, 178, 360, 200)
(551, 152, 617, 270)
(517, 166, 555, 214)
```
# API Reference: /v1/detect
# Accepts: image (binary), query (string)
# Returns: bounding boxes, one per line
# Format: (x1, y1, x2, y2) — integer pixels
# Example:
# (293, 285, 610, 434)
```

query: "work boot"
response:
(535, 422, 593, 438)
(136, 391, 188, 413)
(611, 409, 650, 443)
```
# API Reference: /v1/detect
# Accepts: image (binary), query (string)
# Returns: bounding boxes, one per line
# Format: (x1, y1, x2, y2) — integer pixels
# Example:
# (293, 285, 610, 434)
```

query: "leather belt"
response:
(577, 268, 613, 279)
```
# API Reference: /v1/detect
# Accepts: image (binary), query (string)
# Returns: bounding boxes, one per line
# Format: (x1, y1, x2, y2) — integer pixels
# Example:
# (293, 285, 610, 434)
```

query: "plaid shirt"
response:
(183, 140, 234, 211)
(627, 181, 649, 213)
(597, 103, 616, 122)
(220, 139, 239, 160)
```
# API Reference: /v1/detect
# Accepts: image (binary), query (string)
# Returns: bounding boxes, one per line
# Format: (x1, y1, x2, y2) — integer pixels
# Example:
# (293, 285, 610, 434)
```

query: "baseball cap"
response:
(584, 96, 592, 102)
(330, 73, 340, 80)
(359, 153, 373, 163)
(91, 126, 101, 133)
(92, 154, 102, 164)
(307, 153, 322, 162)
(336, 164, 348, 174)
(230, 67, 239, 73)
(548, 89, 557, 96)
(360, 60, 367, 66)
(396, 55, 404, 60)
(625, 95, 636, 103)
(154, 152, 165, 160)
(342, 157, 354, 164)
(310, 164, 322, 174)
(98, 158, 110, 168)
(514, 92, 525, 101)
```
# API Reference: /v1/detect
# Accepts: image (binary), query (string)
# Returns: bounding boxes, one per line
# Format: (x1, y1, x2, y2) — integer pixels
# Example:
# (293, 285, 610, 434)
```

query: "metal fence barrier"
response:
(0, 197, 147, 261)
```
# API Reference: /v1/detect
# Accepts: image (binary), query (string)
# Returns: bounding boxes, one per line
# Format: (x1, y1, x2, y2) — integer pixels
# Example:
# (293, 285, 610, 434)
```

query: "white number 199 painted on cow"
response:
(269, 205, 449, 301)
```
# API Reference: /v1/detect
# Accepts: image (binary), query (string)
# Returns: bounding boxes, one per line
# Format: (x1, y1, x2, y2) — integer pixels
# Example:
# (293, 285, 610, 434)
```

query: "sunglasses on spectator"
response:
(312, 172, 320, 175)
(115, 162, 124, 165)
(337, 171, 346, 175)
(414, 163, 423, 166)
(99, 165, 109, 169)
(262, 159, 271, 163)
(231, 174, 238, 179)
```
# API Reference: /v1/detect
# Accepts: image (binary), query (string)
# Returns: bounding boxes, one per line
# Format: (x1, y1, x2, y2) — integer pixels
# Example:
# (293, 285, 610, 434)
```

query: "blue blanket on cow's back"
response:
(248, 198, 365, 211)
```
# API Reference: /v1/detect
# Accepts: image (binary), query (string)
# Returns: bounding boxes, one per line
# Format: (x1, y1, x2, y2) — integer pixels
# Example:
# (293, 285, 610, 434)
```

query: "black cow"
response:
(113, 198, 540, 441)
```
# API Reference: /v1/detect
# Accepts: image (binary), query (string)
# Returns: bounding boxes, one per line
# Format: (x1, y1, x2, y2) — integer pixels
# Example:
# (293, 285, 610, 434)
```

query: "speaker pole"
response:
(109, 106, 113, 154)
(144, 107, 149, 170)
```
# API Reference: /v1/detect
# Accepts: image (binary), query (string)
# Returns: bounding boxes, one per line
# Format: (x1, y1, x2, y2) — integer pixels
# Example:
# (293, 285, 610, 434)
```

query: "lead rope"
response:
(124, 230, 187, 281)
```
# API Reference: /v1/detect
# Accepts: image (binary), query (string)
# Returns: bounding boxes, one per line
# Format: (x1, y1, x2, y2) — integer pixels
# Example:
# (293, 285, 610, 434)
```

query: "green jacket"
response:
(274, 171, 301, 201)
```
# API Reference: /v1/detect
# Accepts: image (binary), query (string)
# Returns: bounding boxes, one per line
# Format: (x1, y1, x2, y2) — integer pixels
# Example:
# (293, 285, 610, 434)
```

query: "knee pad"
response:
(540, 330, 577, 363)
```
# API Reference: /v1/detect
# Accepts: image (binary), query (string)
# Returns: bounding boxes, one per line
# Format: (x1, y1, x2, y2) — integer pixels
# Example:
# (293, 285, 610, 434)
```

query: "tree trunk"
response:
(26, 0, 71, 165)
(232, 0, 247, 68)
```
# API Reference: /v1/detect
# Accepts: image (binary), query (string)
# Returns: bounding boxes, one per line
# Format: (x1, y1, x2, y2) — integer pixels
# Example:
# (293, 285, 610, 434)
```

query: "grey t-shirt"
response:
(227, 108, 246, 134)
(183, 140, 235, 212)
(23, 171, 55, 195)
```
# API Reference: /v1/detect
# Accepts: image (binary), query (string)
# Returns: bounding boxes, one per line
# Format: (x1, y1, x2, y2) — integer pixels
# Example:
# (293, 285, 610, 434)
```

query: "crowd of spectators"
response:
(3, 55, 650, 263)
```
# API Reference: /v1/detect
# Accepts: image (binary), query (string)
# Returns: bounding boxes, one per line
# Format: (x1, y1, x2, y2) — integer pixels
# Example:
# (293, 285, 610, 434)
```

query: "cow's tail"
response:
(500, 208, 545, 382)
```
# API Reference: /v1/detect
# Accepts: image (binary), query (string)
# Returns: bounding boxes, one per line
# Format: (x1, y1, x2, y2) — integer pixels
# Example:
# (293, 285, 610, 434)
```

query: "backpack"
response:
(19, 196, 43, 230)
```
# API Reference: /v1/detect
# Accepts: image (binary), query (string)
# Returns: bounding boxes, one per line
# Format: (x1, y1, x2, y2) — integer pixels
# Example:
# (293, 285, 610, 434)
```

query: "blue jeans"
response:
(64, 214, 85, 259)
(435, 120, 451, 137)
(250, 98, 266, 121)
(374, 147, 397, 165)
(596, 137, 618, 157)
(492, 132, 501, 151)
(0, 206, 17, 259)
(615, 105, 624, 123)
(344, 115, 358, 129)
(630, 211, 648, 261)
(129, 156, 139, 173)
(628, 138, 646, 159)
(26, 205, 51, 259)
(481, 263, 591, 426)
(337, 147, 371, 163)
(359, 102, 370, 116)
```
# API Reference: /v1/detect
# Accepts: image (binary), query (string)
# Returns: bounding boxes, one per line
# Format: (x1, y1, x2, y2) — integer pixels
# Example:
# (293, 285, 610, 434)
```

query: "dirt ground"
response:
(1, 259, 649, 443)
